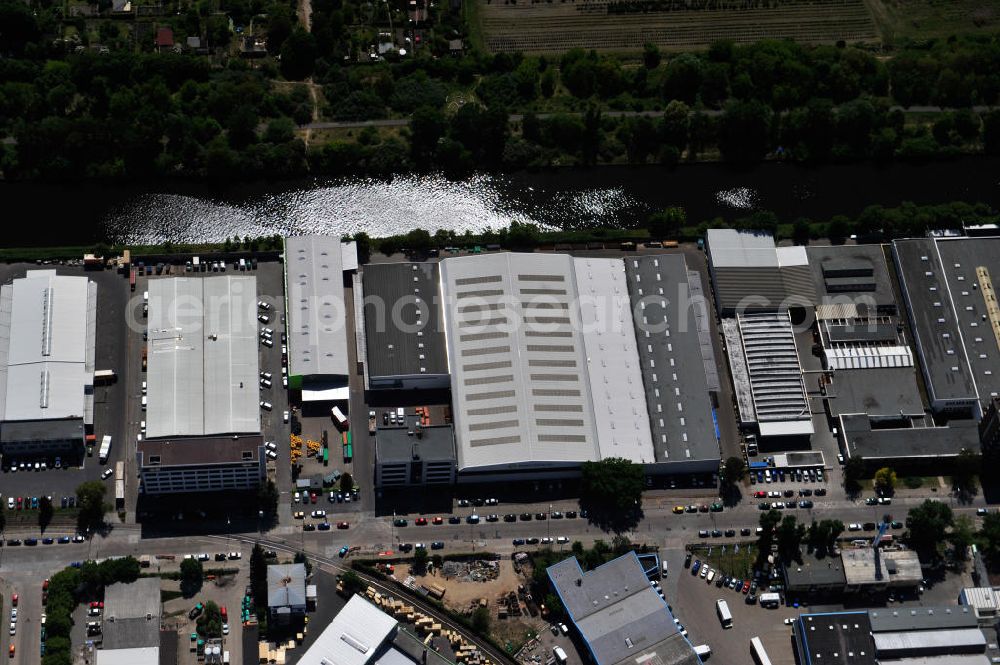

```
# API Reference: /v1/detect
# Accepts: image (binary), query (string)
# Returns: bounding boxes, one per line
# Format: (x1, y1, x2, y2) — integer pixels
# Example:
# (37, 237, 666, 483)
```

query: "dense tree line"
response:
(4, 0, 1000, 184)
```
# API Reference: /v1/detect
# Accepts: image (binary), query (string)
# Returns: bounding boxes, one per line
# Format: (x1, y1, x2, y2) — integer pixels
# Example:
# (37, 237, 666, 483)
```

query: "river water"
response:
(4, 158, 1000, 246)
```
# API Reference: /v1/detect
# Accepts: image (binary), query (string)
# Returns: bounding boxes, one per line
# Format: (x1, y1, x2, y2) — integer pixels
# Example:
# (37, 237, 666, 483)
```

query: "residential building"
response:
(0, 270, 96, 457)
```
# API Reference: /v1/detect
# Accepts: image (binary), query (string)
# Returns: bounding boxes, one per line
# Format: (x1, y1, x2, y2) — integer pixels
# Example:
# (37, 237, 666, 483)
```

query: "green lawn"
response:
(864, 0, 1000, 44)
(690, 542, 757, 578)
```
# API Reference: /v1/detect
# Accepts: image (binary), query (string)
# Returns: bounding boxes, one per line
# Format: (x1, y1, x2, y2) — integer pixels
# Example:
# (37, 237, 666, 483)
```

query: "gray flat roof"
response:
(0, 270, 96, 422)
(868, 606, 978, 632)
(892, 239, 978, 404)
(873, 627, 986, 656)
(933, 237, 1000, 405)
(146, 276, 260, 438)
(440, 253, 601, 472)
(623, 254, 719, 465)
(95, 648, 159, 665)
(706, 229, 780, 268)
(547, 553, 698, 665)
(105, 579, 161, 620)
(1, 418, 84, 443)
(137, 434, 263, 467)
(784, 550, 847, 589)
(375, 418, 456, 464)
(362, 262, 448, 379)
(796, 612, 876, 665)
(807, 245, 897, 311)
(285, 236, 350, 379)
(827, 368, 924, 417)
(841, 414, 979, 460)
(268, 563, 307, 608)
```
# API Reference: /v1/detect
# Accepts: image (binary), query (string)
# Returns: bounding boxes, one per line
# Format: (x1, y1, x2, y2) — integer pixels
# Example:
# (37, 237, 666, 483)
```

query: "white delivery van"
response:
(553, 647, 568, 665)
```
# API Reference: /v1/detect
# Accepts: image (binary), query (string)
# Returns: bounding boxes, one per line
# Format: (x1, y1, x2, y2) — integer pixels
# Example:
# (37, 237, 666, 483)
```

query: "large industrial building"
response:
(361, 262, 449, 391)
(792, 606, 1000, 665)
(622, 254, 721, 473)
(705, 228, 816, 314)
(144, 276, 260, 439)
(0, 270, 96, 457)
(547, 552, 700, 665)
(892, 238, 982, 417)
(438, 253, 655, 480)
(359, 251, 722, 484)
(284, 235, 354, 401)
(138, 275, 264, 495)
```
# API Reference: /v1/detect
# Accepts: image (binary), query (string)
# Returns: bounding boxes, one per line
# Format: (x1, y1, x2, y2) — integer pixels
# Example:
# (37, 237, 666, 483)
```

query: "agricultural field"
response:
(475, 0, 879, 54)
(864, 0, 1000, 43)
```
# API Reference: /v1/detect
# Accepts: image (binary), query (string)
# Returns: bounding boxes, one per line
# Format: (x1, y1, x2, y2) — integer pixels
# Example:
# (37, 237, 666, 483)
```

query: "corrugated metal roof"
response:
(440, 253, 601, 472)
(285, 236, 350, 378)
(737, 312, 813, 434)
(706, 229, 780, 268)
(575, 258, 654, 463)
(146, 276, 260, 438)
(873, 627, 985, 655)
(297, 595, 397, 665)
(0, 271, 95, 422)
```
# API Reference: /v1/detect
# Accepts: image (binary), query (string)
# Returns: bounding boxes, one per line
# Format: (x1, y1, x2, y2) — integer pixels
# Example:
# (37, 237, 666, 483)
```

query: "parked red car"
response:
(415, 518, 427, 526)
(337, 522, 350, 529)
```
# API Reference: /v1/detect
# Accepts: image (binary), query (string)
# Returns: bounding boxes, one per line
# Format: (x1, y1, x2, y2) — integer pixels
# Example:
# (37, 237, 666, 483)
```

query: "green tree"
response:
(431, 554, 444, 569)
(979, 512, 1000, 564)
(642, 43, 661, 70)
(777, 515, 806, 563)
(249, 543, 268, 610)
(874, 467, 897, 494)
(294, 551, 312, 576)
(471, 606, 491, 634)
(721, 456, 747, 486)
(756, 509, 782, 565)
(952, 448, 981, 497)
(843, 456, 865, 495)
(412, 547, 428, 575)
(258, 480, 279, 518)
(352, 232, 372, 264)
(647, 207, 686, 239)
(196, 600, 223, 638)
(180, 558, 204, 597)
(949, 515, 974, 561)
(409, 105, 446, 161)
(340, 472, 354, 493)
(719, 99, 772, 163)
(906, 499, 953, 558)
(39, 495, 54, 532)
(280, 28, 317, 80)
(580, 457, 644, 517)
(75, 481, 109, 534)
(340, 570, 365, 597)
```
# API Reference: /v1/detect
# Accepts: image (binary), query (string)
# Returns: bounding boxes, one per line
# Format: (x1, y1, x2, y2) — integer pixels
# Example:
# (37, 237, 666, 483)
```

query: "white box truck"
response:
(99, 435, 112, 463)
(553, 647, 568, 665)
(331, 406, 349, 430)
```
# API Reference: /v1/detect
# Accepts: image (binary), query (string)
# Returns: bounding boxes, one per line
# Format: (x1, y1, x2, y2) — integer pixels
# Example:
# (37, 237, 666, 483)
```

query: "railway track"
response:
(205, 533, 517, 665)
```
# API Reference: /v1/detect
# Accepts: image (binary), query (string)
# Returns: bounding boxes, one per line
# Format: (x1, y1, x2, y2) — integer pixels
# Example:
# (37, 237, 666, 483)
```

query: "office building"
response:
(0, 270, 96, 457)
(136, 434, 264, 494)
(375, 415, 456, 488)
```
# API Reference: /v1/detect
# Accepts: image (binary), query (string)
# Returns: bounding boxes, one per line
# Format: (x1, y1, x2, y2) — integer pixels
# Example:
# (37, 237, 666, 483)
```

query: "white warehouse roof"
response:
(298, 595, 397, 665)
(146, 276, 260, 438)
(441, 253, 602, 472)
(574, 258, 654, 462)
(285, 236, 350, 379)
(0, 270, 96, 422)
